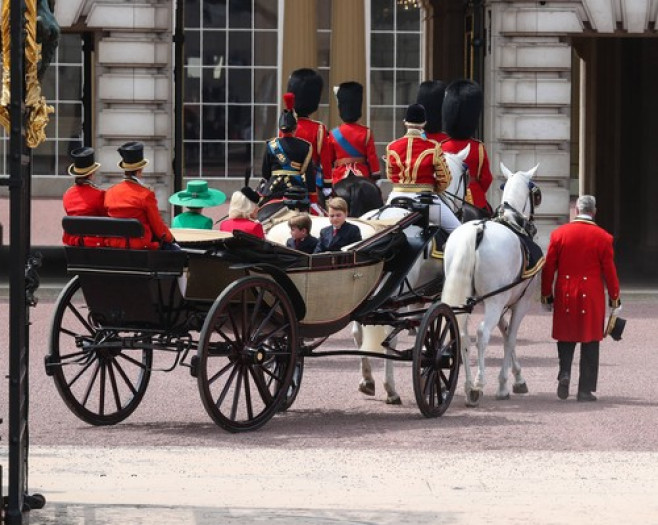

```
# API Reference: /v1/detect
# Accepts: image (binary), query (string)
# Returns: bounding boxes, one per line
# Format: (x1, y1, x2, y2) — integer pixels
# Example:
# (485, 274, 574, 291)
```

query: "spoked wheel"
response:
(275, 356, 304, 412)
(45, 276, 152, 425)
(412, 302, 460, 417)
(197, 276, 298, 432)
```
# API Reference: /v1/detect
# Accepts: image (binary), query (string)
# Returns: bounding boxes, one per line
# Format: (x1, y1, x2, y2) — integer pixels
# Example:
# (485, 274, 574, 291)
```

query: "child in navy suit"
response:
(314, 197, 362, 253)
(286, 213, 318, 254)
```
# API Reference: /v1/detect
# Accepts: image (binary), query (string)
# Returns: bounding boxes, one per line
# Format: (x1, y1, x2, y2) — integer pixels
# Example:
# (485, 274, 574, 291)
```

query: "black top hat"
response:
(68, 147, 101, 177)
(404, 104, 426, 126)
(606, 314, 626, 341)
(117, 141, 149, 171)
(335, 82, 363, 123)
(241, 186, 260, 205)
(287, 68, 323, 117)
(416, 80, 446, 134)
(442, 79, 483, 140)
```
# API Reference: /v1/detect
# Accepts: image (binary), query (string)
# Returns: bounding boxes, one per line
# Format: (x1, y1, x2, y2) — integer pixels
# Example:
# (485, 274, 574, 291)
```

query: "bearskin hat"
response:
(335, 81, 363, 123)
(416, 80, 446, 134)
(442, 79, 483, 139)
(278, 92, 297, 133)
(286, 68, 323, 118)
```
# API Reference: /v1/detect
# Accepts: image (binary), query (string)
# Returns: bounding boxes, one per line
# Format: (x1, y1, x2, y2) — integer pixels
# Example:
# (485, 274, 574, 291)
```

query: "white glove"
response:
(322, 188, 332, 197)
(611, 305, 623, 317)
(541, 302, 553, 313)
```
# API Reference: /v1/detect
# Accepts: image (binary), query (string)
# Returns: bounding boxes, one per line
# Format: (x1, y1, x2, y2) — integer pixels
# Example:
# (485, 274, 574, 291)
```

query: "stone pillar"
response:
(86, 1, 174, 220)
(281, 0, 318, 90)
(329, 0, 366, 128)
(485, 0, 575, 250)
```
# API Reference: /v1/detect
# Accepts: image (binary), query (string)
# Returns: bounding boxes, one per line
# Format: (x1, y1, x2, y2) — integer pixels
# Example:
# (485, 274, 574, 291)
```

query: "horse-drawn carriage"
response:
(45, 199, 462, 433)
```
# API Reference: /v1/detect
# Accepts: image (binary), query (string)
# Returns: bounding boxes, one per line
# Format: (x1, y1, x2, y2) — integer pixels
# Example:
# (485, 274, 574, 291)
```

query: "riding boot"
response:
(557, 341, 575, 381)
(578, 341, 600, 394)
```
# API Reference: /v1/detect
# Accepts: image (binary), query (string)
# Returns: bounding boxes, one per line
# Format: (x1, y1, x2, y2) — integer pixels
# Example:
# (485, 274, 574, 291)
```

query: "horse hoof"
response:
(466, 390, 481, 407)
(386, 395, 402, 405)
(358, 382, 375, 396)
(513, 383, 529, 394)
(496, 393, 510, 401)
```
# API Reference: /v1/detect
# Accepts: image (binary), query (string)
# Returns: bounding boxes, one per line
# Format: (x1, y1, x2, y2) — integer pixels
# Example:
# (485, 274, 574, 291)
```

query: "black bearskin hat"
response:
(278, 92, 297, 133)
(416, 80, 446, 134)
(286, 68, 323, 118)
(442, 79, 483, 139)
(335, 81, 363, 123)
(404, 104, 426, 126)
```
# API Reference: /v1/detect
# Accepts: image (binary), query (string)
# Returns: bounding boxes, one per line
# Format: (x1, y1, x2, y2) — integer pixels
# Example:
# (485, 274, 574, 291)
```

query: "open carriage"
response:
(45, 200, 461, 433)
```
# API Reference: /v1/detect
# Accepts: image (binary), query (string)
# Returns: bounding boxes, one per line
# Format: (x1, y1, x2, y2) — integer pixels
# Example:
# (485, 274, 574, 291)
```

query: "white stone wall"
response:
(486, 0, 655, 249)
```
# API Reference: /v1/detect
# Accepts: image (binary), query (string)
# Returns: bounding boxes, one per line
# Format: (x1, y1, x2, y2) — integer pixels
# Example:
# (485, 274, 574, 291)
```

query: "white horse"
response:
(441, 162, 541, 407)
(355, 145, 473, 404)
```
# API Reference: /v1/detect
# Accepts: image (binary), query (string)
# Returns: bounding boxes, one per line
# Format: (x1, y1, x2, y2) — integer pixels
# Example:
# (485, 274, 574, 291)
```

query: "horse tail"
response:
(441, 223, 479, 308)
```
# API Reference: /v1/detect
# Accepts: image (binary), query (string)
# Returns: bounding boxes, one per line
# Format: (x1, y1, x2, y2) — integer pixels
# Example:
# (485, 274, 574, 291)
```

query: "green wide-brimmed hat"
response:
(169, 180, 226, 208)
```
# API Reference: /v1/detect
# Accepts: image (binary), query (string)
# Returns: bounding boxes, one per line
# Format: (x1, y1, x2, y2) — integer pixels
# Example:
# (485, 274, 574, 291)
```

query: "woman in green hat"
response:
(169, 180, 226, 229)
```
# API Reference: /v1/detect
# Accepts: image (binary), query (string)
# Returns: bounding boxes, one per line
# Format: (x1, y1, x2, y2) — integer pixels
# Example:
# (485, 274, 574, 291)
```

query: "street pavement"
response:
(2, 289, 658, 524)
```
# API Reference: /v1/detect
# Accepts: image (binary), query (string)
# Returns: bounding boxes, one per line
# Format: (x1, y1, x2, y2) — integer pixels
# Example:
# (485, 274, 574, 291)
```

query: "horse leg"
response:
(458, 315, 479, 407)
(506, 306, 530, 395)
(354, 322, 376, 396)
(383, 334, 401, 405)
(470, 307, 500, 404)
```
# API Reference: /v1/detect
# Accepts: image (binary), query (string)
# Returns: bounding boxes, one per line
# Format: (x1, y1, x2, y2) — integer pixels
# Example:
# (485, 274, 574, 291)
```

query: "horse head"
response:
(332, 170, 384, 217)
(499, 162, 541, 234)
(442, 145, 471, 217)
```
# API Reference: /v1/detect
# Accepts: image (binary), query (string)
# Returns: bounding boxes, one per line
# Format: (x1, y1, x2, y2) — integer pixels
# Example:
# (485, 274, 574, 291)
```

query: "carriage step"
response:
(189, 355, 199, 377)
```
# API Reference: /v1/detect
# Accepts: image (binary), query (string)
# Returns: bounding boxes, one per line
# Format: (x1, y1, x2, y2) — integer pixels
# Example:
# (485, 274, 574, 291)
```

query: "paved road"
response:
(2, 288, 658, 523)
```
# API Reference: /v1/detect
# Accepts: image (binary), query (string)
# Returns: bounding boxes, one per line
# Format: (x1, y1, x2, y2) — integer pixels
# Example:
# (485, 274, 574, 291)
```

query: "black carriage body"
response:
(66, 247, 188, 329)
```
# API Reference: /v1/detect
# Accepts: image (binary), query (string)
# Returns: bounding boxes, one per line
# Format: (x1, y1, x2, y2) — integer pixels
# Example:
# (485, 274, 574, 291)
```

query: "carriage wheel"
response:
(197, 276, 298, 432)
(46, 276, 152, 425)
(412, 302, 460, 418)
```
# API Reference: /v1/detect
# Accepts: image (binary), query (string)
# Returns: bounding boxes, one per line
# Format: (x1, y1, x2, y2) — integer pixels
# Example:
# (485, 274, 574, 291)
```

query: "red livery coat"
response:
(385, 132, 451, 191)
(105, 178, 174, 250)
(541, 219, 620, 342)
(62, 182, 107, 247)
(328, 122, 381, 185)
(218, 218, 265, 239)
(287, 117, 333, 191)
(441, 138, 492, 210)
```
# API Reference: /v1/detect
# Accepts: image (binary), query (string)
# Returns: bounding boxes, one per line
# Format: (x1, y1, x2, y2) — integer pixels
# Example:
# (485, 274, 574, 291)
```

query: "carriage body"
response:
(46, 209, 461, 432)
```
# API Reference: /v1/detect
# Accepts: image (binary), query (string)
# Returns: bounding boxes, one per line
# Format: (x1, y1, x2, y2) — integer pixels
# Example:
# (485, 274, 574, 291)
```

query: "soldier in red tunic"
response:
(62, 147, 107, 247)
(105, 142, 176, 250)
(328, 81, 381, 186)
(441, 79, 493, 215)
(285, 68, 332, 207)
(416, 80, 448, 143)
(385, 104, 458, 232)
(541, 195, 622, 402)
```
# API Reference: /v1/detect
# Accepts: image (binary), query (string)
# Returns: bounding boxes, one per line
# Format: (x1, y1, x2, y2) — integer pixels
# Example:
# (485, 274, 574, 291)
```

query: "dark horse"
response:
(332, 171, 384, 217)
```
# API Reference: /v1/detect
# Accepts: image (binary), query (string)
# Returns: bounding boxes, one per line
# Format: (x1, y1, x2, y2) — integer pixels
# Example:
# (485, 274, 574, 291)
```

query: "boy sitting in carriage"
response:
(286, 213, 318, 254)
(314, 197, 362, 253)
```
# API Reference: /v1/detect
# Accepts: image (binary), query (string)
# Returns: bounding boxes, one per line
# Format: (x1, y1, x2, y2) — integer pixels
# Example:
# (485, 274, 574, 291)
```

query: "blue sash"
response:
(267, 139, 303, 186)
(331, 128, 364, 158)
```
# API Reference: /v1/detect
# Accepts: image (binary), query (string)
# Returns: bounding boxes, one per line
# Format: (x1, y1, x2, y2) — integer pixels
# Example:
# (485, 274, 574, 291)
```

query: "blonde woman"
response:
(218, 187, 265, 239)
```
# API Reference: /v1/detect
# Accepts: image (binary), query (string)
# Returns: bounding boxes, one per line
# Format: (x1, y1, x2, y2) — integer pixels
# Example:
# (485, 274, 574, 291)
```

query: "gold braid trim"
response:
(0, 0, 11, 130)
(0, 1, 54, 148)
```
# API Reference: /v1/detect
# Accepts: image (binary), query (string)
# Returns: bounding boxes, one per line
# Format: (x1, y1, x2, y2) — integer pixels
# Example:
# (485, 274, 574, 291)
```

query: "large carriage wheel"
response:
(412, 302, 460, 417)
(46, 276, 152, 425)
(197, 276, 298, 432)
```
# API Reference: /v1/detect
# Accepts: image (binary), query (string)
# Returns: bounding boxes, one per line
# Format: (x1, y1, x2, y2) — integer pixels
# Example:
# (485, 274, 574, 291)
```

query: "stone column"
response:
(281, 0, 318, 90)
(86, 0, 174, 220)
(329, 0, 366, 128)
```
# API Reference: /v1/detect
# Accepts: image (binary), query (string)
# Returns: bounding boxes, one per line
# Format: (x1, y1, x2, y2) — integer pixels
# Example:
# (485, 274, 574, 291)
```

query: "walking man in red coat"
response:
(541, 195, 622, 402)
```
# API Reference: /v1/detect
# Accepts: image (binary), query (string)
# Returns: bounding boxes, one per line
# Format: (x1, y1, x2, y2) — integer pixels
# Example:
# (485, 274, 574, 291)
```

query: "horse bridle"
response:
(498, 181, 542, 221)
(441, 161, 470, 213)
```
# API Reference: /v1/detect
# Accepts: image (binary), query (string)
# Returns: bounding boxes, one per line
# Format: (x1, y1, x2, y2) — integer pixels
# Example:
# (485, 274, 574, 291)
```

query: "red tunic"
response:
(328, 122, 381, 185)
(385, 131, 451, 191)
(218, 218, 265, 239)
(425, 131, 449, 143)
(62, 182, 107, 247)
(289, 117, 333, 191)
(441, 138, 492, 210)
(541, 219, 620, 342)
(104, 178, 174, 250)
